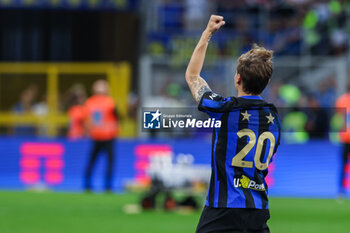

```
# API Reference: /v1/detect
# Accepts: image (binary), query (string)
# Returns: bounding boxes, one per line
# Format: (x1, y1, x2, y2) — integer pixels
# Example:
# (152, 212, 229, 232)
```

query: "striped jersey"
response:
(198, 91, 281, 209)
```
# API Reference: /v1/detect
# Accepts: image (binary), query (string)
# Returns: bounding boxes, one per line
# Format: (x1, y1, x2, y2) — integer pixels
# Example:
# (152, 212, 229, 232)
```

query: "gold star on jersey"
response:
(241, 110, 251, 121)
(266, 113, 275, 124)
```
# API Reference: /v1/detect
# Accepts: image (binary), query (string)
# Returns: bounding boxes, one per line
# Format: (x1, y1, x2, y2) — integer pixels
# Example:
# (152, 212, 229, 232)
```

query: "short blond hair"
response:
(237, 45, 273, 95)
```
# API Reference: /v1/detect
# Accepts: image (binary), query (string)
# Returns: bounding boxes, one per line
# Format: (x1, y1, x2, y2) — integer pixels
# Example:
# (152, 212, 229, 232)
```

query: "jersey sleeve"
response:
(198, 91, 234, 115)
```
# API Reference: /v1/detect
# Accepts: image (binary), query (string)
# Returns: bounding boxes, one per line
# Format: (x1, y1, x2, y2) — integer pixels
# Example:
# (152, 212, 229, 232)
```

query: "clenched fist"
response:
(205, 15, 225, 34)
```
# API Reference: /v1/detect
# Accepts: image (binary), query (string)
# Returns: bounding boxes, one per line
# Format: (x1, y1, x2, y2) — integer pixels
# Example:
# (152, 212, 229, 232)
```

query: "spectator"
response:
(32, 94, 48, 136)
(12, 85, 38, 136)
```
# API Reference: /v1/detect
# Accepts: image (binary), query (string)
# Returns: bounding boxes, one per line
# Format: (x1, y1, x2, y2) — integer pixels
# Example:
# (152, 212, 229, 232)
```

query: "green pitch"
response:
(0, 191, 349, 233)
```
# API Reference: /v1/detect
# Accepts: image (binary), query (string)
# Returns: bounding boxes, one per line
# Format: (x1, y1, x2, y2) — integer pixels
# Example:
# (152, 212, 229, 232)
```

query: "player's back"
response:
(84, 95, 118, 141)
(199, 91, 281, 209)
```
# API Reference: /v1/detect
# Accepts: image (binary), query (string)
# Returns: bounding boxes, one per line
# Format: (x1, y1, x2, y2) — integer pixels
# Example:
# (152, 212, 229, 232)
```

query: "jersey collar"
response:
(240, 95, 262, 100)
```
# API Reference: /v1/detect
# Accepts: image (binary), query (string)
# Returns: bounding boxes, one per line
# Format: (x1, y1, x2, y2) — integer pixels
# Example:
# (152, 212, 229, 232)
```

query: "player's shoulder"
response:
(199, 91, 278, 113)
(199, 91, 236, 113)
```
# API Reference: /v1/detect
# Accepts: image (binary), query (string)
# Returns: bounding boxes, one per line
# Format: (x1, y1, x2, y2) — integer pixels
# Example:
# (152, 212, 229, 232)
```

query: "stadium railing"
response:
(0, 62, 135, 137)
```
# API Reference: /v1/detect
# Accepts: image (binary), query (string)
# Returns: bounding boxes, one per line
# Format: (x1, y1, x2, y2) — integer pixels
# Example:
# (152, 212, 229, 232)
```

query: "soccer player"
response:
(83, 80, 120, 193)
(185, 15, 281, 233)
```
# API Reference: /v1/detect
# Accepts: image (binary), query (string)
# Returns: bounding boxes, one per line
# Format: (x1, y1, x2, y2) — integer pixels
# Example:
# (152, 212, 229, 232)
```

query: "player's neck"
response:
(237, 90, 259, 98)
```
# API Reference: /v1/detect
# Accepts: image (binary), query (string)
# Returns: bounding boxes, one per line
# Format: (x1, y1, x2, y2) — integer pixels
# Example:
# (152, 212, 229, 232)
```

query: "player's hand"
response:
(205, 15, 225, 34)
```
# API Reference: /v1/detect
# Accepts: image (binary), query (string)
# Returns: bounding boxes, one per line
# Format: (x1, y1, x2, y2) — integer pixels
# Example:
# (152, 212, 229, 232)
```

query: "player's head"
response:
(92, 79, 109, 95)
(234, 45, 273, 95)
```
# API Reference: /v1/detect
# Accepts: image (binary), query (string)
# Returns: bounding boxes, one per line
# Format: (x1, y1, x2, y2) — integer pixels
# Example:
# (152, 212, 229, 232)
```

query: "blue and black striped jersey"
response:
(198, 91, 281, 209)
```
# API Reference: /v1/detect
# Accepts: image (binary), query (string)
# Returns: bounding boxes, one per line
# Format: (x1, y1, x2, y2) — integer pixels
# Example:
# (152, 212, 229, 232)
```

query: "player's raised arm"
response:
(185, 15, 225, 103)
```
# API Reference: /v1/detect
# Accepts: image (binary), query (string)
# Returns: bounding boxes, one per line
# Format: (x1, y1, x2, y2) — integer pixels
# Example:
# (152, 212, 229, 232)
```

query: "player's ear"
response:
(235, 73, 242, 84)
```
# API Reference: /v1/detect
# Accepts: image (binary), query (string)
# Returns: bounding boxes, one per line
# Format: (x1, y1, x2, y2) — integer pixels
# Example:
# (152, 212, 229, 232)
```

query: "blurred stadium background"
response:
(1, 0, 350, 232)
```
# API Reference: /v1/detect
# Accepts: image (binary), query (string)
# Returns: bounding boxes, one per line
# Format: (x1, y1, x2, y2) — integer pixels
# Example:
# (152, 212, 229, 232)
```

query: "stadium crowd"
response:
(152, 0, 349, 56)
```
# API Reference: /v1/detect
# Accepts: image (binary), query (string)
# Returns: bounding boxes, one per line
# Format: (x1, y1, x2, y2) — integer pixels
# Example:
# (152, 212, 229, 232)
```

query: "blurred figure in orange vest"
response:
(335, 84, 350, 196)
(67, 84, 87, 139)
(84, 80, 119, 193)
